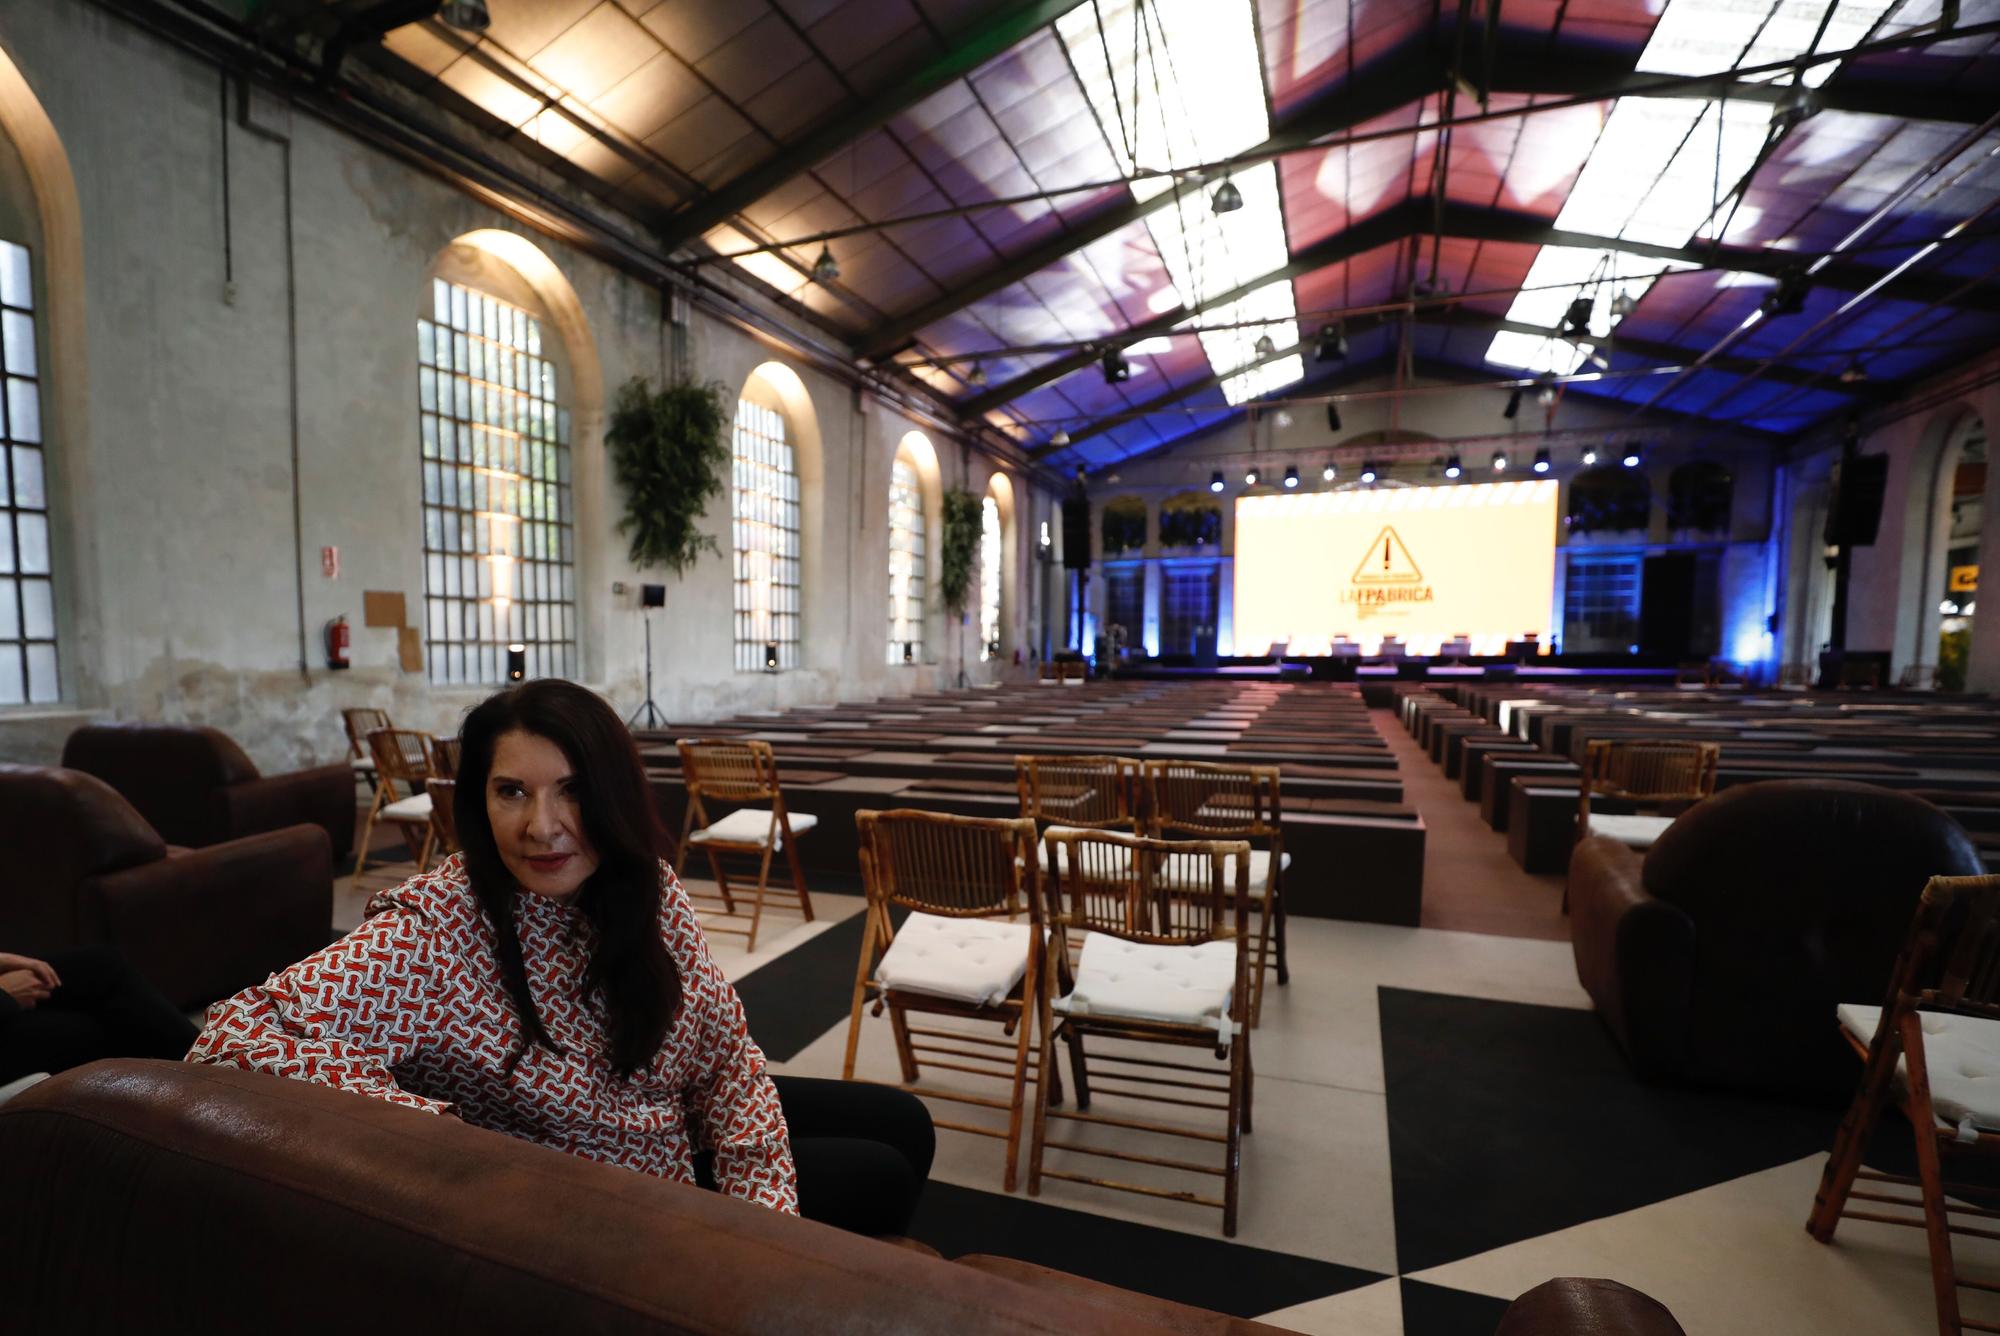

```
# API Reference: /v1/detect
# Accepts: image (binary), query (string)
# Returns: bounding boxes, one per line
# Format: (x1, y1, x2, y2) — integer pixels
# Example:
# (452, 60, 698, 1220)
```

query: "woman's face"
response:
(486, 729, 600, 900)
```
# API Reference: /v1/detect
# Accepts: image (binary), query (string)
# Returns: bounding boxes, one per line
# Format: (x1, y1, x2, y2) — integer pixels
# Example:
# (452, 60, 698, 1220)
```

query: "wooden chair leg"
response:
(745, 842, 776, 953)
(1808, 1036, 1899, 1242)
(352, 784, 387, 879)
(1223, 1034, 1247, 1238)
(1066, 1026, 1092, 1111)
(1901, 1012, 1963, 1336)
(784, 835, 813, 922)
(841, 914, 879, 1082)
(888, 1004, 920, 1084)
(1272, 886, 1290, 986)
(704, 847, 736, 915)
(1001, 954, 1039, 1194)
(1241, 1034, 1255, 1136)
(1028, 988, 1058, 1197)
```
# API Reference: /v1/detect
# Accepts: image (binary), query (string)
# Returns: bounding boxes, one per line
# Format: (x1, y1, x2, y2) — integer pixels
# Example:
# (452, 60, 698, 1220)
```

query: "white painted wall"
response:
(0, 2, 1045, 772)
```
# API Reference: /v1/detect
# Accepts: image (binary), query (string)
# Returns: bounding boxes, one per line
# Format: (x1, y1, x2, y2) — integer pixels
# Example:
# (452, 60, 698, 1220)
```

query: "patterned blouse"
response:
(187, 853, 797, 1214)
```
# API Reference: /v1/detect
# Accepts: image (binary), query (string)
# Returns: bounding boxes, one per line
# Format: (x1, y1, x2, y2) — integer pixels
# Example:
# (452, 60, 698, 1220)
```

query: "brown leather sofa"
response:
(0, 1062, 1683, 1335)
(63, 721, 356, 861)
(1568, 778, 1985, 1095)
(0, 764, 333, 1009)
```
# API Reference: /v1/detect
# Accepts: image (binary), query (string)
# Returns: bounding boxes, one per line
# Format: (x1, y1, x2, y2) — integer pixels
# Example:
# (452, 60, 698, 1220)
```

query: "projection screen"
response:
(1233, 480, 1559, 657)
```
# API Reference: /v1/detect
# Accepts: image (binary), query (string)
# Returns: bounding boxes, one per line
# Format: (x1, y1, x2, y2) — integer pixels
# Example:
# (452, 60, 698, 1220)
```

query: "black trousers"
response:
(697, 1076, 934, 1236)
(0, 945, 198, 1085)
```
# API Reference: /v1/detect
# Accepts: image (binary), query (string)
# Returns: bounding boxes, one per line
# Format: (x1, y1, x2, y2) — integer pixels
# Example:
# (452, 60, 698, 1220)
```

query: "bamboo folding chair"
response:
(1778, 662, 1813, 690)
(1017, 754, 1143, 880)
(676, 738, 814, 953)
(424, 777, 458, 869)
(1029, 829, 1254, 1235)
(1809, 874, 2000, 1336)
(354, 728, 433, 877)
(1575, 739, 1720, 851)
(844, 809, 1051, 1192)
(424, 733, 461, 780)
(341, 707, 391, 790)
(1142, 759, 1287, 1024)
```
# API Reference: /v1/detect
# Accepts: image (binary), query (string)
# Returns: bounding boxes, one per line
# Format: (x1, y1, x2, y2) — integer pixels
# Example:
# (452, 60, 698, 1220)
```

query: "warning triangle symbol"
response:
(1352, 526, 1424, 584)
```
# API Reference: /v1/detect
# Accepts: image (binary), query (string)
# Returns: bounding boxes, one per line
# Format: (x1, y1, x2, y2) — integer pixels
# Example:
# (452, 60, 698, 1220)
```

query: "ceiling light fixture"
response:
(1360, 461, 1378, 484)
(966, 360, 986, 387)
(1610, 289, 1637, 320)
(1623, 445, 1643, 468)
(1582, 447, 1599, 466)
(810, 244, 839, 283)
(1284, 464, 1299, 489)
(1210, 176, 1244, 215)
(1316, 324, 1348, 363)
(1839, 360, 1870, 384)
(1273, 409, 1293, 428)
(1245, 466, 1260, 485)
(1100, 348, 1130, 383)
(1562, 295, 1596, 337)
(1493, 451, 1509, 472)
(1444, 455, 1462, 479)
(1762, 268, 1811, 317)
(1210, 470, 1226, 493)
(1322, 463, 1337, 482)
(438, 0, 491, 33)
(1254, 334, 1277, 358)
(1050, 429, 1070, 448)
(1533, 447, 1552, 474)
(1536, 373, 1559, 407)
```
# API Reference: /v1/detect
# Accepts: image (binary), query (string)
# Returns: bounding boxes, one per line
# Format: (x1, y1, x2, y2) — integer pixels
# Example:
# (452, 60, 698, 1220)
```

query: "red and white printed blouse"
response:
(188, 853, 797, 1214)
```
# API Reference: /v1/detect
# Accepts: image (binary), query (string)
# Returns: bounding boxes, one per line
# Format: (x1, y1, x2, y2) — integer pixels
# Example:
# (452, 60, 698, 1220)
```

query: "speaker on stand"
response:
(1061, 495, 1091, 657)
(627, 583, 667, 729)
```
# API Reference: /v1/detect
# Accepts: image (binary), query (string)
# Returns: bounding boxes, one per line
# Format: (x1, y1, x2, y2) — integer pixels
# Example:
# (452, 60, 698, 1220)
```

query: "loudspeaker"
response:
(640, 584, 666, 607)
(1824, 453, 1889, 547)
(1061, 497, 1091, 570)
(1640, 553, 1697, 660)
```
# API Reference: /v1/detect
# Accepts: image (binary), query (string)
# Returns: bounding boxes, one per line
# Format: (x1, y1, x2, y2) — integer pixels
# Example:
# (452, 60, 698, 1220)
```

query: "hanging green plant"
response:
(938, 487, 982, 615)
(607, 377, 731, 575)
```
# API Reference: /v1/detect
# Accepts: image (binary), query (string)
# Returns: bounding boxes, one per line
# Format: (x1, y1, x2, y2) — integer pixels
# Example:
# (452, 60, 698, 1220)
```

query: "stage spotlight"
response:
(811, 244, 840, 283)
(1762, 268, 1810, 317)
(1582, 447, 1599, 466)
(1359, 460, 1378, 484)
(439, 0, 491, 33)
(1322, 463, 1336, 482)
(1315, 324, 1348, 363)
(1535, 373, 1558, 407)
(1562, 295, 1595, 337)
(1444, 455, 1462, 479)
(1101, 348, 1130, 383)
(1245, 466, 1259, 485)
(1326, 402, 1342, 432)
(1533, 448, 1551, 474)
(1492, 451, 1508, 472)
(1623, 445, 1643, 468)
(1284, 464, 1299, 489)
(1503, 388, 1522, 419)
(1210, 176, 1244, 214)
(1609, 289, 1637, 320)
(1210, 470, 1226, 493)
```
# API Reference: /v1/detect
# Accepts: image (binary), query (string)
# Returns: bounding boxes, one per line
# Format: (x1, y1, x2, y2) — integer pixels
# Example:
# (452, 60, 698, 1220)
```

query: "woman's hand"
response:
(0, 953, 58, 991)
(0, 969, 52, 1010)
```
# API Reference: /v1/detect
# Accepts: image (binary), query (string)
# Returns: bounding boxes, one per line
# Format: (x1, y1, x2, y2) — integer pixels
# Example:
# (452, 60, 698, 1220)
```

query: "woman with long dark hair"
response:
(190, 680, 931, 1234)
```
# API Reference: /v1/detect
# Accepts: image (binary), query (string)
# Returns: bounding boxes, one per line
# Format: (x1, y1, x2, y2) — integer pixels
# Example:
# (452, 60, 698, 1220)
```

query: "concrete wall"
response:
(0, 2, 1044, 772)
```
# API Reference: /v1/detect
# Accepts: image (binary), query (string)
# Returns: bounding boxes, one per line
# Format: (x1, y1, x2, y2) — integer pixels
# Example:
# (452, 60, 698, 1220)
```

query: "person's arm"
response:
(660, 864, 798, 1215)
(186, 891, 452, 1114)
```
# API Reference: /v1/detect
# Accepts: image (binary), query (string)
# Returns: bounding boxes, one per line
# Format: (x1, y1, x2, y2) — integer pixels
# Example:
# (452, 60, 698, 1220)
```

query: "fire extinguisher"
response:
(324, 616, 350, 670)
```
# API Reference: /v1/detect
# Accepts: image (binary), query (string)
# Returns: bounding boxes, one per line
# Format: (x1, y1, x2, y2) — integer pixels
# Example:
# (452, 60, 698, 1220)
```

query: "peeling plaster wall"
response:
(0, 2, 1043, 772)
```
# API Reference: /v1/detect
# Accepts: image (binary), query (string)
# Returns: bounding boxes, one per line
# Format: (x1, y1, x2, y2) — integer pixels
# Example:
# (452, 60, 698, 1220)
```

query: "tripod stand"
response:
(627, 610, 666, 729)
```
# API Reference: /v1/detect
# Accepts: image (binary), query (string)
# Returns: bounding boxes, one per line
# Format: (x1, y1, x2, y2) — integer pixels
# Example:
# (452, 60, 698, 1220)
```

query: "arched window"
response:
(978, 495, 1001, 661)
(1565, 465, 1651, 535)
(1101, 495, 1147, 557)
(1158, 491, 1221, 551)
(1667, 461, 1733, 534)
(887, 454, 927, 664)
(731, 389, 800, 672)
(0, 238, 51, 703)
(419, 271, 576, 685)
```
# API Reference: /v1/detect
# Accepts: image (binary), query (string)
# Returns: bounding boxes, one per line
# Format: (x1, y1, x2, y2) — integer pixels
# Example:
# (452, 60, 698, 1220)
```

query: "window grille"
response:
(0, 239, 53, 704)
(732, 398, 801, 672)
(887, 457, 926, 664)
(978, 495, 1001, 660)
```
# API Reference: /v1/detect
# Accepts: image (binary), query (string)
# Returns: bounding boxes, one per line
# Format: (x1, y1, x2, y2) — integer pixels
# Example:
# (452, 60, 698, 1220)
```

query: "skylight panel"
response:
(1058, 0, 1301, 405)
(1485, 0, 1894, 378)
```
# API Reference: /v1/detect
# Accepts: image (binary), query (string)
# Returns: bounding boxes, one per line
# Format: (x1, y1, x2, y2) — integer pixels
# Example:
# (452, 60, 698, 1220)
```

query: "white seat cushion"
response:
(1054, 933, 1235, 1036)
(1583, 814, 1675, 849)
(1838, 1004, 2000, 1132)
(1155, 848, 1290, 902)
(875, 911, 1036, 1006)
(380, 792, 432, 822)
(687, 807, 818, 850)
(350, 756, 377, 773)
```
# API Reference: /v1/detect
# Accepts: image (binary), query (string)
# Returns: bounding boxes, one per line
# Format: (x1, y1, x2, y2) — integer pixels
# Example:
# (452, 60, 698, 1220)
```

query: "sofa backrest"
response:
(0, 764, 164, 953)
(1642, 779, 1985, 1026)
(62, 722, 259, 847)
(0, 1061, 1257, 1335)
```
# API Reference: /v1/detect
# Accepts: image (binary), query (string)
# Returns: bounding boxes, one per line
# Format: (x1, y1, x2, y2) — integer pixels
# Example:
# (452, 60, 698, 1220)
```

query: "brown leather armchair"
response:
(0, 764, 332, 1009)
(1568, 779, 1985, 1095)
(63, 722, 355, 861)
(0, 1062, 1682, 1335)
